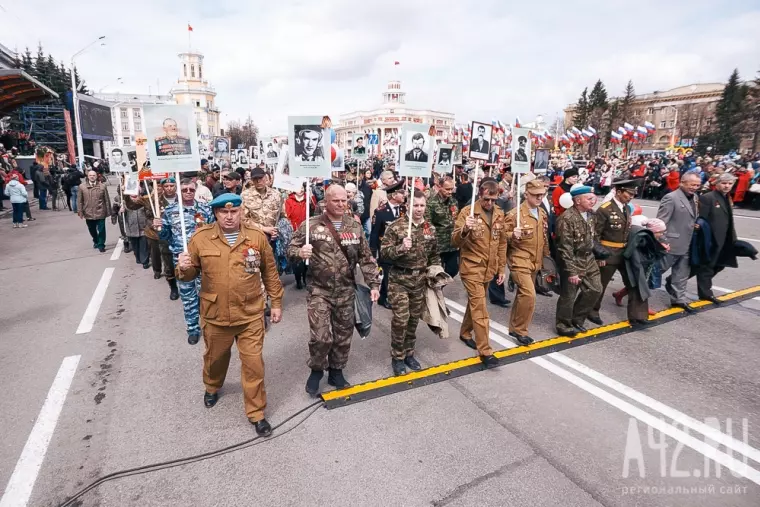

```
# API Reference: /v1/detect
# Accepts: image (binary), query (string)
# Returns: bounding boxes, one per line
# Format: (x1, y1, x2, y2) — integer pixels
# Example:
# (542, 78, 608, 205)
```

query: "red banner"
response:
(63, 109, 76, 165)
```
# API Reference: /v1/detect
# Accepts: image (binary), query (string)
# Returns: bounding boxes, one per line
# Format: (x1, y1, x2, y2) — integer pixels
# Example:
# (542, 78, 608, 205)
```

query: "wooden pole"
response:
(143, 180, 156, 216)
(175, 172, 188, 251)
(153, 180, 161, 231)
(516, 172, 521, 229)
(469, 161, 479, 217)
(305, 182, 310, 266)
(407, 176, 415, 238)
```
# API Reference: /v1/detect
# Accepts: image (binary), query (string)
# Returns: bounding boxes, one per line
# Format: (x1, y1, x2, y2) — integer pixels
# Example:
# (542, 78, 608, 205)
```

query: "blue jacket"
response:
(159, 200, 215, 256)
(4, 180, 28, 203)
(690, 217, 712, 266)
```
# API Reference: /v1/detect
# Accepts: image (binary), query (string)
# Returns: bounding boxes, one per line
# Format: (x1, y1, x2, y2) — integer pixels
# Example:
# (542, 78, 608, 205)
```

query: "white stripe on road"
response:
(109, 238, 123, 261)
(638, 203, 760, 222)
(0, 355, 81, 507)
(76, 268, 115, 334)
(446, 298, 760, 473)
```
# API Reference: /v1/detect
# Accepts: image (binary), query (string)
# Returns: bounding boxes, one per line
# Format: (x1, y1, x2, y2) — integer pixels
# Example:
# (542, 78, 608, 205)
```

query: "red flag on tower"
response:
(394, 61, 400, 66)
(188, 24, 193, 31)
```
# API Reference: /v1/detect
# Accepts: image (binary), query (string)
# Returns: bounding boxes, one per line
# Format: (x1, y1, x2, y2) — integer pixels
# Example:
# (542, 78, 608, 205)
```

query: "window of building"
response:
(706, 118, 713, 126)
(646, 107, 654, 115)
(120, 108, 128, 118)
(123, 137, 131, 146)
(668, 120, 675, 128)
(660, 121, 666, 128)
(199, 65, 202, 79)
(133, 109, 141, 118)
(658, 135, 669, 144)
(183, 64, 187, 77)
(437, 130, 443, 137)
(122, 122, 129, 131)
(134, 122, 142, 132)
(196, 100, 201, 107)
(191, 65, 195, 78)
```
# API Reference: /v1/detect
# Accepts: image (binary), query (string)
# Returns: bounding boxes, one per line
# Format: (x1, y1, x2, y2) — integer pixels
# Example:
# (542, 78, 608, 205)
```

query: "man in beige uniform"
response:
(452, 180, 508, 368)
(503, 179, 550, 345)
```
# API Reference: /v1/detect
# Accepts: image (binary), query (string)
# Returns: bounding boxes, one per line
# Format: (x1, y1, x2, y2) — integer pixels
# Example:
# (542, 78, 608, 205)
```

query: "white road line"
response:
(444, 308, 760, 483)
(0, 355, 81, 507)
(109, 238, 123, 261)
(638, 203, 760, 222)
(76, 267, 115, 334)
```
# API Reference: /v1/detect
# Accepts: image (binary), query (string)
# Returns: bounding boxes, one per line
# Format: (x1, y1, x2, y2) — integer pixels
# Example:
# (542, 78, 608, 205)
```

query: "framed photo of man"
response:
(288, 116, 331, 179)
(212, 136, 231, 166)
(534, 148, 549, 173)
(468, 121, 492, 161)
(109, 146, 135, 173)
(452, 142, 463, 164)
(352, 133, 367, 160)
(123, 172, 140, 196)
(249, 145, 261, 165)
(234, 148, 249, 168)
(398, 123, 432, 178)
(144, 104, 199, 173)
(264, 138, 280, 165)
(511, 127, 532, 174)
(436, 143, 454, 172)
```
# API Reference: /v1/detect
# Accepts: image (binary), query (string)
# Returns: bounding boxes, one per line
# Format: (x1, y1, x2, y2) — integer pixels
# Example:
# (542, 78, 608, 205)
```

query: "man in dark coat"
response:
(692, 173, 738, 303)
(370, 180, 406, 308)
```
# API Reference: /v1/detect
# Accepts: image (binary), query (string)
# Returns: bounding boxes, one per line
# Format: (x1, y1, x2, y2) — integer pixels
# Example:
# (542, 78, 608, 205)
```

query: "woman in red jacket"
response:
(285, 186, 308, 289)
(665, 168, 681, 193)
(733, 168, 751, 205)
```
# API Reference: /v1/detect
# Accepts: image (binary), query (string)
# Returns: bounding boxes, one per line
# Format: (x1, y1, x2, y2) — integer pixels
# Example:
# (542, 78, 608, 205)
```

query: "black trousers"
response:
(129, 236, 149, 265)
(147, 237, 174, 280)
(488, 275, 509, 304)
(379, 262, 391, 303)
(440, 250, 459, 278)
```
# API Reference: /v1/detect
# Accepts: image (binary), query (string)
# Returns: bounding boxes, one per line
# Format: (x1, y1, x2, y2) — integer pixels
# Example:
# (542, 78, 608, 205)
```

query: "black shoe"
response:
(392, 359, 406, 376)
(573, 323, 588, 333)
(404, 356, 422, 371)
(536, 288, 553, 297)
(489, 299, 511, 308)
(701, 295, 722, 306)
(459, 336, 477, 350)
(98, 246, 105, 253)
(143, 261, 151, 270)
(251, 418, 272, 437)
(557, 327, 578, 337)
(305, 369, 323, 396)
(123, 244, 132, 254)
(480, 354, 499, 369)
(587, 315, 603, 325)
(188, 334, 199, 345)
(203, 391, 218, 408)
(379, 301, 392, 310)
(296, 278, 303, 290)
(168, 279, 179, 300)
(509, 331, 534, 345)
(672, 302, 696, 314)
(327, 368, 350, 389)
(153, 272, 161, 279)
(630, 319, 649, 329)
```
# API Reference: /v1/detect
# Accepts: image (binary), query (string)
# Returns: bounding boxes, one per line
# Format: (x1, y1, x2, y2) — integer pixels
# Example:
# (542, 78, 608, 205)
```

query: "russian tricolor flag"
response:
(514, 117, 521, 128)
(644, 121, 655, 132)
(636, 125, 648, 135)
(587, 126, 597, 136)
(623, 122, 634, 131)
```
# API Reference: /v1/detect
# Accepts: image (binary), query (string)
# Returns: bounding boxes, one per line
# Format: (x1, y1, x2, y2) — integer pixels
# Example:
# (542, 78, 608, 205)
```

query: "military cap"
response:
(385, 180, 404, 194)
(223, 171, 241, 181)
(159, 177, 176, 184)
(250, 167, 267, 179)
(209, 193, 243, 209)
(569, 185, 593, 197)
(611, 178, 639, 193)
(525, 179, 546, 195)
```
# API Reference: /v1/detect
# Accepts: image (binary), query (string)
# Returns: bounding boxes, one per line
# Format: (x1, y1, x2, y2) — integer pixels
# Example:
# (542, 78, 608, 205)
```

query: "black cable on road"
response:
(57, 400, 324, 507)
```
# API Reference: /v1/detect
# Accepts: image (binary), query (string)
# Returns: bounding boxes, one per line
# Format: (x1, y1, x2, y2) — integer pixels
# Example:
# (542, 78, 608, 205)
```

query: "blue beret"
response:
(159, 177, 176, 185)
(569, 185, 593, 197)
(209, 193, 243, 209)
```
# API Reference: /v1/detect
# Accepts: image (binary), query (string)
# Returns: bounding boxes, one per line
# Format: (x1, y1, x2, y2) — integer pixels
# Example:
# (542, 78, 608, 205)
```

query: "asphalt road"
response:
(0, 194, 759, 507)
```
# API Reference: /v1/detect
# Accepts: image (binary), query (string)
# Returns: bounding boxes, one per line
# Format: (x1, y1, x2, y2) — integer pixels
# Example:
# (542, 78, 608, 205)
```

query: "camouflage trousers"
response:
(555, 263, 602, 332)
(388, 273, 426, 360)
(174, 255, 200, 335)
(307, 290, 355, 370)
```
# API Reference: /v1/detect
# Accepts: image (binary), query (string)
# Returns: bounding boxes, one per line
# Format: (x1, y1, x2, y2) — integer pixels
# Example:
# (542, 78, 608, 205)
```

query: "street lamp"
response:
(71, 35, 106, 169)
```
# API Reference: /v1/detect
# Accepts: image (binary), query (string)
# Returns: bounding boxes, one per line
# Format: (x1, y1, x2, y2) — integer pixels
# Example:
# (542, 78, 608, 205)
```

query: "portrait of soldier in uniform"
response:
(354, 136, 366, 155)
(294, 125, 325, 162)
(514, 136, 528, 162)
(154, 118, 192, 157)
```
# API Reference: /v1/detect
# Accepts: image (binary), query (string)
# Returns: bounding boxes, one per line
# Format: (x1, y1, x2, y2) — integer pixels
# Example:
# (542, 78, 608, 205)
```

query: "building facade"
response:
(170, 52, 221, 148)
(564, 83, 756, 153)
(335, 80, 455, 158)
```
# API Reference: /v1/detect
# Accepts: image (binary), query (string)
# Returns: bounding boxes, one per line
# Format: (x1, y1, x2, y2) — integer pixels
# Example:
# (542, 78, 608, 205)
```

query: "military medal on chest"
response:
(243, 247, 261, 274)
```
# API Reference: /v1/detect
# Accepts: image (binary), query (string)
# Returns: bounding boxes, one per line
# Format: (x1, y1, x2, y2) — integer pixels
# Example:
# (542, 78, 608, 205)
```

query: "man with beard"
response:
(404, 133, 428, 162)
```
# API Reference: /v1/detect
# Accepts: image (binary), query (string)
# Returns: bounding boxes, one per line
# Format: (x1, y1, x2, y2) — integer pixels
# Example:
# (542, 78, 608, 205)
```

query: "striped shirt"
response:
(332, 221, 343, 231)
(224, 231, 239, 246)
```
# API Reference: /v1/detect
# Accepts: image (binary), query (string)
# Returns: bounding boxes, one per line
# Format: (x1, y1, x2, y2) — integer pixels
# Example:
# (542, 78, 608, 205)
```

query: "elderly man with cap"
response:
(177, 193, 283, 436)
(452, 180, 508, 368)
(588, 178, 640, 325)
(212, 170, 242, 198)
(554, 185, 602, 336)
(370, 179, 407, 309)
(242, 166, 283, 244)
(503, 179, 551, 344)
(552, 168, 579, 216)
(160, 178, 215, 344)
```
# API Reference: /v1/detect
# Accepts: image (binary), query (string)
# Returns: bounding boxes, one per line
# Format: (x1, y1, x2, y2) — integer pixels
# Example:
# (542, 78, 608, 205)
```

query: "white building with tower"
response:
(335, 80, 455, 158)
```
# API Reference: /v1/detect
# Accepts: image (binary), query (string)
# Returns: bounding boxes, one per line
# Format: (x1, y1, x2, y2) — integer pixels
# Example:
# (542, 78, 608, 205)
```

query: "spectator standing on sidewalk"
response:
(78, 169, 111, 252)
(4, 174, 28, 228)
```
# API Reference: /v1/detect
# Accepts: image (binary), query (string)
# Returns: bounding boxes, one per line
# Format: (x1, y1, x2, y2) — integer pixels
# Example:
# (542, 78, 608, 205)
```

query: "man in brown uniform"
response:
(177, 193, 283, 437)
(503, 179, 550, 345)
(381, 190, 439, 376)
(289, 185, 380, 396)
(452, 180, 507, 368)
(589, 178, 639, 325)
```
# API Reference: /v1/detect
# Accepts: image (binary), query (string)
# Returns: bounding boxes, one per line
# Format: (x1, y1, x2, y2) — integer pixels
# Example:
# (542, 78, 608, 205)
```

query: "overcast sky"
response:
(4, 0, 759, 135)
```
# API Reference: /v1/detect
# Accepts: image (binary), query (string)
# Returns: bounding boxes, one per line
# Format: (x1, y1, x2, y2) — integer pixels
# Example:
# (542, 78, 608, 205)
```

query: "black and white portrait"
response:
(352, 133, 367, 160)
(488, 149, 499, 164)
(127, 149, 138, 172)
(468, 122, 492, 161)
(436, 144, 453, 171)
(235, 148, 249, 168)
(510, 127, 532, 174)
(404, 132, 428, 162)
(398, 124, 433, 178)
(294, 125, 325, 162)
(123, 172, 139, 196)
(452, 143, 463, 164)
(109, 147, 129, 172)
(534, 148, 549, 172)
(212, 136, 231, 165)
(514, 136, 528, 162)
(264, 138, 279, 165)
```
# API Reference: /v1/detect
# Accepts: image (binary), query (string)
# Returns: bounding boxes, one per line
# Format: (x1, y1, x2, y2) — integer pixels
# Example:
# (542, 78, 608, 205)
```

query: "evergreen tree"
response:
(587, 80, 609, 155)
(619, 80, 636, 124)
(33, 43, 47, 81)
(740, 68, 760, 153)
(604, 100, 620, 148)
(711, 69, 747, 153)
(21, 47, 34, 73)
(573, 87, 590, 129)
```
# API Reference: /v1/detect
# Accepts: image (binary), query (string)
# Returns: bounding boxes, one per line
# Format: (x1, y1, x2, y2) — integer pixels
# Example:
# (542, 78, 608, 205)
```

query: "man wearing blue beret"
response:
(554, 185, 602, 337)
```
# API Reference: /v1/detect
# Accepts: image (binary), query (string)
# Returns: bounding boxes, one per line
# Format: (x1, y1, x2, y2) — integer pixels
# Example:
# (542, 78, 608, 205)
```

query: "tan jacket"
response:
(77, 181, 111, 220)
(504, 202, 550, 273)
(452, 200, 508, 282)
(177, 222, 284, 326)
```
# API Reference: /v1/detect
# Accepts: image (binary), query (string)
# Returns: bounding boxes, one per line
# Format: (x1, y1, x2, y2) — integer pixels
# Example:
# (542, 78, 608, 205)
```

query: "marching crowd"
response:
(4, 141, 758, 436)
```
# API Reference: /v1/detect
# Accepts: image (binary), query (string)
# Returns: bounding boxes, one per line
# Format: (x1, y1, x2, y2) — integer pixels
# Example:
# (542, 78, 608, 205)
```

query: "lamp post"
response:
(71, 36, 106, 169)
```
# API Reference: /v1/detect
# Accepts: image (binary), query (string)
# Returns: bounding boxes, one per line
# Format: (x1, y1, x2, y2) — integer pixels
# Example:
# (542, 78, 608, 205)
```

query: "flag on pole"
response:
(514, 117, 521, 128)
(188, 24, 193, 31)
(394, 61, 400, 66)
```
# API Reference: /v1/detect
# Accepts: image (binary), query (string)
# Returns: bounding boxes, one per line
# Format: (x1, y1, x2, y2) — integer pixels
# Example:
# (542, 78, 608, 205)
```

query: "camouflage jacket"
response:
(380, 215, 439, 271)
(288, 214, 380, 295)
(555, 206, 598, 277)
(424, 193, 458, 253)
(241, 186, 282, 228)
(159, 200, 215, 256)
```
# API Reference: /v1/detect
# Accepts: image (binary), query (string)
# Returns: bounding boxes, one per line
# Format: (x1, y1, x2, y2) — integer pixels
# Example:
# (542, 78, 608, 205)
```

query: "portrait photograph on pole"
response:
(234, 148, 249, 168)
(511, 127, 532, 174)
(288, 116, 331, 179)
(264, 138, 280, 165)
(534, 148, 549, 173)
(352, 133, 368, 160)
(436, 143, 453, 171)
(468, 121, 493, 161)
(108, 146, 136, 173)
(452, 142, 463, 164)
(398, 123, 433, 178)
(212, 136, 231, 166)
(249, 145, 261, 165)
(144, 104, 199, 173)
